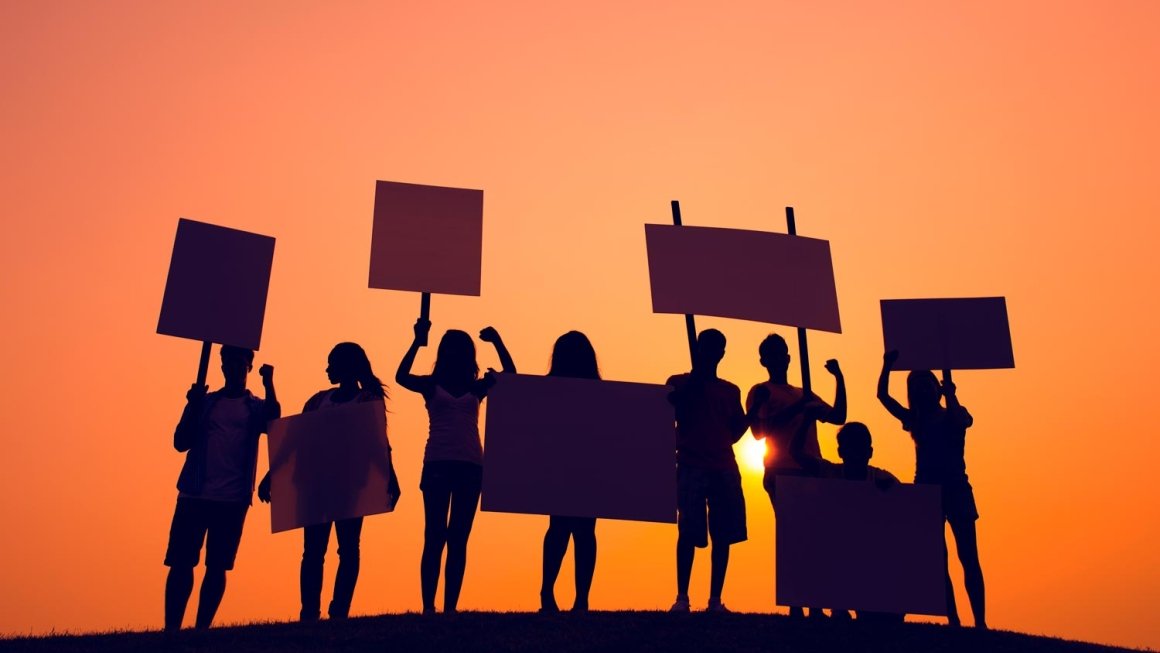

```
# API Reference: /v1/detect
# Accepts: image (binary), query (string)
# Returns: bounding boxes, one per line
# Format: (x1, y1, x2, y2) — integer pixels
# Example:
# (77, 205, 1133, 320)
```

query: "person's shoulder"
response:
(666, 373, 690, 386)
(715, 378, 741, 394)
(870, 465, 899, 483)
(303, 389, 333, 411)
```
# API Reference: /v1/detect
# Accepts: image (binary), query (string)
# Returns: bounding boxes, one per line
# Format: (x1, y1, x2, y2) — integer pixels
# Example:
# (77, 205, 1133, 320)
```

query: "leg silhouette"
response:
(329, 518, 364, 619)
(675, 537, 695, 599)
(301, 522, 332, 622)
(949, 517, 986, 628)
(540, 517, 570, 612)
(709, 543, 729, 602)
(443, 479, 481, 612)
(194, 567, 227, 628)
(572, 518, 597, 611)
(943, 534, 961, 626)
(164, 566, 194, 631)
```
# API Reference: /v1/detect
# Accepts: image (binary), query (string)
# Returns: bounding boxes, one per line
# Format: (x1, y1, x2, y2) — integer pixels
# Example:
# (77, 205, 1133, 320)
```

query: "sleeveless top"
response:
(424, 385, 483, 465)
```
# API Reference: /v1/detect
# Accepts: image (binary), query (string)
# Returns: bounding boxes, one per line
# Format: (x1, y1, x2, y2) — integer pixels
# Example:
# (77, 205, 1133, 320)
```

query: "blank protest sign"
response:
(369, 180, 484, 296)
(157, 218, 275, 350)
(267, 400, 394, 533)
(775, 476, 946, 616)
(881, 297, 1014, 371)
(482, 373, 676, 523)
(645, 224, 841, 333)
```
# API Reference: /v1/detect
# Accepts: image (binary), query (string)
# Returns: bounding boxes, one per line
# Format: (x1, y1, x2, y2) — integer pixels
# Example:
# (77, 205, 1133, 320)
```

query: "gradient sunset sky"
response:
(1, 2, 1158, 649)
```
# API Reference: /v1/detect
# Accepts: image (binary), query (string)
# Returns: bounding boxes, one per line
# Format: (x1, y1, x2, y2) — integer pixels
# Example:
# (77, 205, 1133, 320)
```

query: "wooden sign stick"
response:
(671, 200, 698, 366)
(786, 206, 812, 395)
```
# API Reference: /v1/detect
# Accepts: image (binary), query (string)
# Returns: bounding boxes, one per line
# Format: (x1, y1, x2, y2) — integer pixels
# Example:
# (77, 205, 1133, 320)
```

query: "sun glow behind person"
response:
(736, 432, 769, 473)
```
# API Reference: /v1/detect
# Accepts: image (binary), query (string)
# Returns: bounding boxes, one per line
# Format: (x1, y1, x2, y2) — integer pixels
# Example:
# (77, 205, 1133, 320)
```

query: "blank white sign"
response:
(645, 224, 842, 333)
(157, 218, 275, 350)
(775, 476, 946, 616)
(481, 373, 676, 523)
(369, 180, 483, 296)
(267, 400, 394, 533)
(881, 297, 1014, 371)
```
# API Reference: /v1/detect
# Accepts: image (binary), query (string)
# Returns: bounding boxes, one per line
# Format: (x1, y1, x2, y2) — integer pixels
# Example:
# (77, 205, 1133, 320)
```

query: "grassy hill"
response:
(0, 611, 1142, 653)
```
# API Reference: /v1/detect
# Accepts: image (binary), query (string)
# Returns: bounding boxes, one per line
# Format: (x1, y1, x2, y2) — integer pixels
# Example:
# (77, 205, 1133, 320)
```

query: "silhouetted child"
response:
(878, 350, 986, 629)
(788, 415, 903, 623)
(396, 319, 516, 614)
(746, 335, 846, 618)
(539, 331, 601, 613)
(667, 329, 759, 613)
(258, 342, 395, 622)
(165, 345, 280, 631)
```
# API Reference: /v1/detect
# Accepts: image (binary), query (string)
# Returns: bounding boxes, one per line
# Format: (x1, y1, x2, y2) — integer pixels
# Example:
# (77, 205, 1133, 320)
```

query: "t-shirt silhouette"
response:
(667, 373, 743, 471)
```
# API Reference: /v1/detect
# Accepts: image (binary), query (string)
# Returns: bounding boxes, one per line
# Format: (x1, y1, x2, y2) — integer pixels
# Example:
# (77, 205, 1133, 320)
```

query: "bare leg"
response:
(164, 566, 194, 632)
(195, 567, 227, 629)
(540, 517, 569, 612)
(709, 543, 729, 601)
(949, 517, 986, 628)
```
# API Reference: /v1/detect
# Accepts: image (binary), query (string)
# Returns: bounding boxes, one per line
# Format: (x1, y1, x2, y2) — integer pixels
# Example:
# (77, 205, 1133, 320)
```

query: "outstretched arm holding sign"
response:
(396, 319, 437, 399)
(877, 350, 911, 426)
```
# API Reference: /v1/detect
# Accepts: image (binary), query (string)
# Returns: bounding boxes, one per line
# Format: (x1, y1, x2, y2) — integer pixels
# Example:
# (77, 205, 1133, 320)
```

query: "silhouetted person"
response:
(165, 345, 279, 632)
(258, 342, 394, 622)
(397, 320, 516, 614)
(878, 351, 986, 629)
(746, 335, 846, 618)
(667, 329, 758, 613)
(539, 331, 601, 613)
(788, 415, 903, 623)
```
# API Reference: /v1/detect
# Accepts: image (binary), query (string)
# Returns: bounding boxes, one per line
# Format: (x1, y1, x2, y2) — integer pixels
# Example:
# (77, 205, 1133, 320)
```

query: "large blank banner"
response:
(267, 401, 394, 533)
(157, 218, 276, 350)
(775, 476, 946, 616)
(482, 374, 676, 523)
(645, 224, 841, 333)
(369, 180, 484, 296)
(881, 297, 1014, 371)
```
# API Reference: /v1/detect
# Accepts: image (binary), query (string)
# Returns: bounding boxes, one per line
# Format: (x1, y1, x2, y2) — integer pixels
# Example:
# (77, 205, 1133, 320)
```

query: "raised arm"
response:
(821, 359, 847, 425)
(259, 364, 281, 424)
(396, 319, 435, 396)
(877, 350, 910, 424)
(940, 371, 974, 429)
(173, 384, 207, 452)
(479, 326, 516, 373)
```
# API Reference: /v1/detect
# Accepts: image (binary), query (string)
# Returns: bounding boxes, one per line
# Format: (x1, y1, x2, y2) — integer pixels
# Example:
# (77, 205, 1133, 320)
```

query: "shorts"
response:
(420, 460, 483, 494)
(164, 497, 249, 570)
(677, 464, 747, 548)
(942, 481, 979, 524)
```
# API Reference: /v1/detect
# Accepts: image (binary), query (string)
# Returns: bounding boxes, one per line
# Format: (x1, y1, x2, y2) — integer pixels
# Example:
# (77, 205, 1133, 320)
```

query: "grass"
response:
(0, 611, 1142, 653)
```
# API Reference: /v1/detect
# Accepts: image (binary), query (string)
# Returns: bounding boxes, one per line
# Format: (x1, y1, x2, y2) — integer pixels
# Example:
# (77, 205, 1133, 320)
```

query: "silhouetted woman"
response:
(397, 319, 516, 613)
(539, 331, 601, 613)
(259, 342, 393, 622)
(878, 350, 986, 629)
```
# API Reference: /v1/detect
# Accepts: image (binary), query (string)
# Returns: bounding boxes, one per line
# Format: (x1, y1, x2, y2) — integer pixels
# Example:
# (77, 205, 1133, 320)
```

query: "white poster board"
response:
(157, 218, 276, 350)
(644, 224, 842, 333)
(482, 373, 676, 523)
(881, 297, 1014, 370)
(775, 476, 946, 616)
(267, 400, 394, 533)
(369, 180, 484, 296)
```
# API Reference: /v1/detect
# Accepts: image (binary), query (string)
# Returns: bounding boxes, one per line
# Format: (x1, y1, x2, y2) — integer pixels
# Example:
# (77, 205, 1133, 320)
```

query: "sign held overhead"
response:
(881, 297, 1014, 371)
(369, 180, 484, 296)
(157, 218, 276, 350)
(644, 224, 841, 333)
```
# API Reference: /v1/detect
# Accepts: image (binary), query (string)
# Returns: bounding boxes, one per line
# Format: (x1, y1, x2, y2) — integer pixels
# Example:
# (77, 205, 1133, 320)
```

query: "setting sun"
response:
(737, 433, 769, 473)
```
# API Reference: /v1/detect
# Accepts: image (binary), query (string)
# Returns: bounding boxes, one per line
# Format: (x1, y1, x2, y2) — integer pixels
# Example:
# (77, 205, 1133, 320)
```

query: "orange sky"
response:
(1, 1, 1158, 649)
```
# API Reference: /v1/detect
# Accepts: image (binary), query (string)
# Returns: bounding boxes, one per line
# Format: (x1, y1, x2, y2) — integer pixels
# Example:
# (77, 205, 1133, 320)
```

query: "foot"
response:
(975, 621, 989, 630)
(808, 607, 828, 619)
(789, 606, 804, 619)
(422, 607, 437, 616)
(570, 603, 589, 613)
(706, 598, 730, 613)
(540, 592, 559, 613)
(669, 597, 691, 613)
(831, 610, 852, 621)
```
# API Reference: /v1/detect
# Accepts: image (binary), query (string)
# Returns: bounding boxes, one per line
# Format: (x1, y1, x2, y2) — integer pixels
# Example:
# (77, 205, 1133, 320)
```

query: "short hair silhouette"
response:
(219, 345, 254, 366)
(835, 422, 873, 463)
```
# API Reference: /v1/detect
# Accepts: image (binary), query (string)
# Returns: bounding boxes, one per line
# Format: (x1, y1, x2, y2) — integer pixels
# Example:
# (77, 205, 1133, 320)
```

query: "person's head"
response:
(758, 333, 790, 374)
(548, 331, 600, 380)
(219, 345, 254, 387)
(327, 342, 386, 397)
(694, 329, 727, 371)
(836, 422, 873, 467)
(906, 370, 941, 410)
(433, 330, 479, 385)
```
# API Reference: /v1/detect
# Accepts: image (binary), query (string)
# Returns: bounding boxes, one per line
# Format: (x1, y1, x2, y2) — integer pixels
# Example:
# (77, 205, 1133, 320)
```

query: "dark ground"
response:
(0, 611, 1143, 653)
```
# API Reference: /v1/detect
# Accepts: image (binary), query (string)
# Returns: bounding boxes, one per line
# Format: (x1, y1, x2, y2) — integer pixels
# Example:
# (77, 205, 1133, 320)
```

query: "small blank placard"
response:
(369, 180, 483, 296)
(157, 218, 275, 350)
(482, 373, 676, 523)
(881, 297, 1014, 371)
(267, 400, 394, 533)
(775, 476, 946, 616)
(645, 224, 841, 333)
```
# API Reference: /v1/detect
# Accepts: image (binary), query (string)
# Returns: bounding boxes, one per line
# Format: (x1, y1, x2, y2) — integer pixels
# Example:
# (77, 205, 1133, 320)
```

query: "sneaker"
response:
(707, 599, 731, 613)
(669, 597, 691, 613)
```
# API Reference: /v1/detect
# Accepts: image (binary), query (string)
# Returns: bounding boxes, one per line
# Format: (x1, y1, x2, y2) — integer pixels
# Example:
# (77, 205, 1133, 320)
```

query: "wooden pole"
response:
(671, 200, 698, 366)
(195, 341, 212, 387)
(786, 207, 812, 395)
(418, 292, 431, 346)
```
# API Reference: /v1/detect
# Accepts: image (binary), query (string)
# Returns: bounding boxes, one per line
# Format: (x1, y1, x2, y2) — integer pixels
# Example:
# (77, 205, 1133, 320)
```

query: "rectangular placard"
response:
(369, 180, 484, 296)
(267, 400, 394, 533)
(775, 476, 946, 616)
(644, 224, 841, 333)
(157, 218, 276, 350)
(482, 373, 676, 523)
(881, 297, 1014, 371)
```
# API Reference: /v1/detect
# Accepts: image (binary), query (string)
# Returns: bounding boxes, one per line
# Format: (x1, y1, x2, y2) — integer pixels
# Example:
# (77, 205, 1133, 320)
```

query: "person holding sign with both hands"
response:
(397, 319, 516, 614)
(878, 350, 986, 629)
